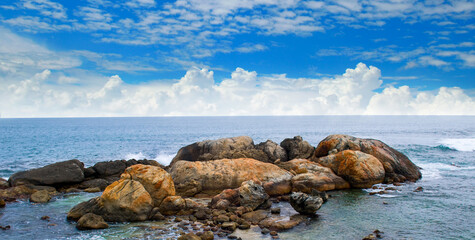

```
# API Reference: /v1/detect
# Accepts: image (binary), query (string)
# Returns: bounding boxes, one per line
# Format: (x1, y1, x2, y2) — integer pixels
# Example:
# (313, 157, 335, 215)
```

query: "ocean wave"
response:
(438, 138, 475, 152)
(124, 152, 174, 166)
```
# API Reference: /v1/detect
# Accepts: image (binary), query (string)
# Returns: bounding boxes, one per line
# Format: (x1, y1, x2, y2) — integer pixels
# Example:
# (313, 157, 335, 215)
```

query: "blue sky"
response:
(0, 0, 474, 117)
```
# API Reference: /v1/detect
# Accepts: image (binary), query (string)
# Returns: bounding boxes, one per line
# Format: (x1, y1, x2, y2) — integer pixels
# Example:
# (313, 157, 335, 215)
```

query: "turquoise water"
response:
(0, 116, 474, 239)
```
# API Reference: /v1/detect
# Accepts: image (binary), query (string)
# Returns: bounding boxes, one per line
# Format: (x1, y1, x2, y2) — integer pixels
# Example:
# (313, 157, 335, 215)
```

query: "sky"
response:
(0, 0, 474, 117)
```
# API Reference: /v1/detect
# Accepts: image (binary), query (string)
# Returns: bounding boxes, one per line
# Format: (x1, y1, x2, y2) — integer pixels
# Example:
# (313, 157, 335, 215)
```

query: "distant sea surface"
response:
(0, 116, 474, 239)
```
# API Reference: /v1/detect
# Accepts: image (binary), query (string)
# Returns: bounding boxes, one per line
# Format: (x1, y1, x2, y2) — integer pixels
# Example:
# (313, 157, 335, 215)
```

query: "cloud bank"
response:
(1, 63, 474, 117)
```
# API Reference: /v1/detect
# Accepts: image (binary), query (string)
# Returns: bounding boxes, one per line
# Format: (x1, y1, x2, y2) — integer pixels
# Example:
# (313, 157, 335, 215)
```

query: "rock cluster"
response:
(2, 134, 422, 238)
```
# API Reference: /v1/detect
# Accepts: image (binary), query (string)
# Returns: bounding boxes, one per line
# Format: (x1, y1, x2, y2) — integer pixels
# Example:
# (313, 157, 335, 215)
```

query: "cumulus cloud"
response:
(1, 63, 474, 117)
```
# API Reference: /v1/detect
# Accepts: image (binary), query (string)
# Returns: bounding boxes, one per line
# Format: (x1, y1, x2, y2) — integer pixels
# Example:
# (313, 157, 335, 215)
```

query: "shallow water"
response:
(0, 116, 474, 239)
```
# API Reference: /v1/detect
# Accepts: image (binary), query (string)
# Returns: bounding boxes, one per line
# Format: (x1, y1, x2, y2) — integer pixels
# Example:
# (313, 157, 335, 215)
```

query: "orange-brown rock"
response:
(315, 150, 385, 188)
(120, 164, 175, 207)
(279, 159, 350, 192)
(68, 164, 176, 222)
(170, 158, 293, 197)
(158, 196, 204, 216)
(313, 134, 421, 182)
(101, 179, 153, 221)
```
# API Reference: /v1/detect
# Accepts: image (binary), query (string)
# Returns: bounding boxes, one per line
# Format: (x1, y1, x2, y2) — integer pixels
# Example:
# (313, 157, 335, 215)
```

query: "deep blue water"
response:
(0, 116, 474, 239)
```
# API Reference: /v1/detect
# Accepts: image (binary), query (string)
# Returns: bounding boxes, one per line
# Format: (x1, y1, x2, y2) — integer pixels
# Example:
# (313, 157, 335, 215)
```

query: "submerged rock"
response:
(170, 158, 292, 197)
(316, 150, 385, 188)
(76, 213, 109, 230)
(290, 191, 324, 215)
(9, 159, 84, 186)
(30, 190, 52, 203)
(313, 134, 421, 182)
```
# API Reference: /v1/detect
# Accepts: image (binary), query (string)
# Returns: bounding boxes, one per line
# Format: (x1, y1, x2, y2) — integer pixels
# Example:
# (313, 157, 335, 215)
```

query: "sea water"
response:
(0, 116, 474, 239)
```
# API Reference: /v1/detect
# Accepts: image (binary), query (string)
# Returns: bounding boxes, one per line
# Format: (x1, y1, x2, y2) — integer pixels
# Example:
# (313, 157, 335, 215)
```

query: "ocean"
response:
(0, 116, 474, 239)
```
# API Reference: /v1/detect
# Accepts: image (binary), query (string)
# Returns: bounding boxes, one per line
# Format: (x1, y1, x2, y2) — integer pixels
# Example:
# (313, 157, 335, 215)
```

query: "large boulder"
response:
(170, 158, 293, 197)
(68, 164, 175, 222)
(279, 159, 350, 192)
(313, 134, 421, 182)
(315, 150, 385, 188)
(8, 159, 84, 186)
(171, 136, 256, 165)
(120, 164, 175, 207)
(280, 136, 314, 160)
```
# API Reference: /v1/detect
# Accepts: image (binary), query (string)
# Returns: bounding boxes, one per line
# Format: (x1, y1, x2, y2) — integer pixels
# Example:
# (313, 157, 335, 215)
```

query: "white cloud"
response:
(2, 62, 473, 118)
(21, 0, 67, 19)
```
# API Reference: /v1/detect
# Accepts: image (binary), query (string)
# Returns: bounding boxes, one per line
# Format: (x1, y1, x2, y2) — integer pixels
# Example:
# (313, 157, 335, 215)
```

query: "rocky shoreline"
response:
(0, 134, 421, 239)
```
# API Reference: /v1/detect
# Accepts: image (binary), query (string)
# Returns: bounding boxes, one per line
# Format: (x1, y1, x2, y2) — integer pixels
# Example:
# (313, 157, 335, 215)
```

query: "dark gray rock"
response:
(280, 136, 314, 160)
(239, 180, 269, 210)
(0, 178, 9, 189)
(79, 179, 109, 191)
(290, 190, 324, 215)
(256, 140, 288, 162)
(83, 167, 96, 178)
(92, 160, 127, 177)
(9, 159, 84, 186)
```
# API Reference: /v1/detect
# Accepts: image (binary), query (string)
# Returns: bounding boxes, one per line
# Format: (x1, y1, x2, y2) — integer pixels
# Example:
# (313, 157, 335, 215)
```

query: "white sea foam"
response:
(124, 152, 174, 166)
(125, 152, 148, 160)
(439, 138, 475, 151)
(154, 153, 174, 166)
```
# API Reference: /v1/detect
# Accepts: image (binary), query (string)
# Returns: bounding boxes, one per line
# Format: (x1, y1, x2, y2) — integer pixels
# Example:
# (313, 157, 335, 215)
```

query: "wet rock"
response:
(242, 210, 270, 224)
(30, 190, 52, 203)
(201, 231, 214, 240)
(238, 180, 269, 210)
(315, 150, 385, 188)
(414, 186, 423, 192)
(9, 159, 84, 186)
(0, 185, 38, 202)
(290, 191, 324, 215)
(261, 227, 270, 234)
(259, 215, 306, 231)
(221, 222, 238, 231)
(170, 158, 292, 197)
(0, 199, 5, 208)
(238, 221, 251, 230)
(79, 179, 109, 191)
(313, 134, 421, 182)
(84, 187, 101, 193)
(194, 208, 210, 220)
(76, 213, 109, 230)
(280, 136, 314, 160)
(178, 232, 201, 240)
(216, 214, 230, 223)
(41, 215, 50, 221)
(0, 225, 11, 230)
